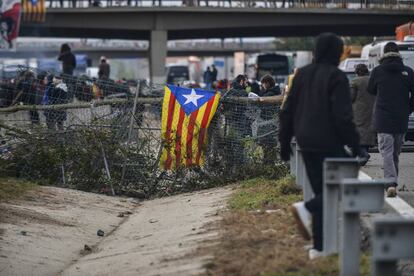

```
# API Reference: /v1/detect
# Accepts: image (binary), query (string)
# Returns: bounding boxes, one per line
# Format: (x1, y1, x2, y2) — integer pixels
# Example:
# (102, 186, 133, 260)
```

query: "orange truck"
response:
(396, 22, 414, 41)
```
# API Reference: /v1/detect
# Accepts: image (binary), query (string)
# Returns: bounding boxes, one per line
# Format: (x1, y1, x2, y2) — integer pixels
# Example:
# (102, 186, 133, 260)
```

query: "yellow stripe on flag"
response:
(160, 87, 172, 168)
(180, 111, 190, 167)
(169, 100, 181, 169)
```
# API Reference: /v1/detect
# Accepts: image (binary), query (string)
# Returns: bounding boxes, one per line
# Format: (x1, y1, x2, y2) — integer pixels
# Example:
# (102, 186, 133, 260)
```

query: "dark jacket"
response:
(259, 85, 281, 120)
(44, 82, 68, 122)
(98, 62, 110, 79)
(259, 85, 281, 97)
(211, 67, 218, 82)
(224, 83, 250, 135)
(367, 53, 414, 134)
(351, 75, 376, 145)
(203, 70, 212, 83)
(279, 34, 359, 152)
(58, 51, 76, 75)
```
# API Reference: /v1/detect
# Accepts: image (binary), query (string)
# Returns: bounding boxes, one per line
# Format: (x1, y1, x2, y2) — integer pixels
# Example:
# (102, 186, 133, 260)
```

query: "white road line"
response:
(359, 171, 414, 218)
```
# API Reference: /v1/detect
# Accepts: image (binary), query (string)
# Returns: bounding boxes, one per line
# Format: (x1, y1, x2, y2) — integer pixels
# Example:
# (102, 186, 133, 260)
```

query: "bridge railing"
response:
(45, 0, 414, 10)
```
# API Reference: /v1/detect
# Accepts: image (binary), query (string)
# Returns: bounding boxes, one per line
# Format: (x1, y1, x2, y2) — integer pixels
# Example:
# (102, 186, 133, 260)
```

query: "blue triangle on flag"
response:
(167, 85, 215, 116)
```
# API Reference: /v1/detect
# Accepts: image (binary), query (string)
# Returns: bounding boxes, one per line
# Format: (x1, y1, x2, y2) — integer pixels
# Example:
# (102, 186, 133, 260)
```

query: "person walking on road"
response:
(368, 42, 414, 197)
(98, 56, 111, 80)
(350, 63, 375, 165)
(279, 33, 361, 259)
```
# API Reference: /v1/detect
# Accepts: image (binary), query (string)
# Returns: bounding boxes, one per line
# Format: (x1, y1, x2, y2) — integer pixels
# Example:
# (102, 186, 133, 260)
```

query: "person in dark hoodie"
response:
(279, 33, 361, 259)
(258, 74, 281, 164)
(223, 75, 250, 169)
(58, 43, 76, 76)
(368, 42, 414, 197)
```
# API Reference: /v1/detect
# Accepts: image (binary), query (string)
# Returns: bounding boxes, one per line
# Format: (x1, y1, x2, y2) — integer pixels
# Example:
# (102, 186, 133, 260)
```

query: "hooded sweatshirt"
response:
(279, 33, 360, 152)
(368, 52, 414, 133)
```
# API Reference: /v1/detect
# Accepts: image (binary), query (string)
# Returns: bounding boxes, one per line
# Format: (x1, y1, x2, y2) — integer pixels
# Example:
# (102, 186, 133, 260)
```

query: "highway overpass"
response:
(21, 6, 414, 81)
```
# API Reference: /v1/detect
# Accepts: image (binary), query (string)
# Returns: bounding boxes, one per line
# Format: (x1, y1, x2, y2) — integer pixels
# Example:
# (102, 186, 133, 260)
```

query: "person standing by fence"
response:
(98, 56, 110, 80)
(279, 33, 360, 259)
(43, 75, 68, 130)
(258, 74, 280, 165)
(223, 74, 249, 170)
(58, 43, 76, 76)
(350, 63, 375, 165)
(203, 66, 212, 90)
(368, 42, 414, 197)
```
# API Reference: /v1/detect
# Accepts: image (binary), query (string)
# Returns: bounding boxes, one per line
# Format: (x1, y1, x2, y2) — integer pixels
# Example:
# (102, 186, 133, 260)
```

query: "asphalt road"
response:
(362, 151, 414, 205)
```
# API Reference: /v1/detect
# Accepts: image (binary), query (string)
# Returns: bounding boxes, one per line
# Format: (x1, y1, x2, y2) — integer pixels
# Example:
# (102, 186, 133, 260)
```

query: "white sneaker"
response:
(291, 202, 312, 240)
(309, 248, 324, 260)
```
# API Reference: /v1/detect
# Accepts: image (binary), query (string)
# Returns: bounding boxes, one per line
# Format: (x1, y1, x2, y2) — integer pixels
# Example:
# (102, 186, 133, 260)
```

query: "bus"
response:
(246, 53, 292, 86)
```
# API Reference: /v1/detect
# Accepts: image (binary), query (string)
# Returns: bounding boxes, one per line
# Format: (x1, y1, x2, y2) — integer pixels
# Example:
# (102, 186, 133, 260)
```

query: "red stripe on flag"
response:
(175, 109, 186, 169)
(186, 110, 199, 166)
(196, 95, 216, 165)
(164, 93, 177, 170)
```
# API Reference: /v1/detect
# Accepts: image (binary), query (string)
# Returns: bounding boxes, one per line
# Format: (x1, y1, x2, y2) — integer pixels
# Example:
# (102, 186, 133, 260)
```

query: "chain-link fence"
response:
(0, 66, 287, 198)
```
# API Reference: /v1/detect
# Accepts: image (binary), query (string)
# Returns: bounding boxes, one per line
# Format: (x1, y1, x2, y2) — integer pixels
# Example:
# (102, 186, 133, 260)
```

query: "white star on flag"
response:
(183, 89, 204, 106)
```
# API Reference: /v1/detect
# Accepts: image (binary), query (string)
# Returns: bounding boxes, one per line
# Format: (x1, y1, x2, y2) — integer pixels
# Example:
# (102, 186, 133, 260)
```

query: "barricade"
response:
(0, 65, 285, 197)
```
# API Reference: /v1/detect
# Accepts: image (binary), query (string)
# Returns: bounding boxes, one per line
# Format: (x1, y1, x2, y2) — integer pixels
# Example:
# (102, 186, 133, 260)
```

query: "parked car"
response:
(166, 65, 189, 85)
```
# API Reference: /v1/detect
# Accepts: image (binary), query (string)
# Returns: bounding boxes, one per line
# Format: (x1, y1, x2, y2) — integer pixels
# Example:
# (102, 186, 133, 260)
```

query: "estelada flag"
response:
(160, 85, 220, 170)
(22, 0, 46, 22)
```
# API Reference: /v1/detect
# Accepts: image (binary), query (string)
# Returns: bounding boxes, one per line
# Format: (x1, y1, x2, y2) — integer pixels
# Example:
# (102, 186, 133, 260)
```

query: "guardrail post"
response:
(323, 158, 359, 255)
(295, 144, 303, 188)
(290, 138, 297, 176)
(296, 145, 313, 201)
(340, 179, 390, 276)
(372, 218, 414, 276)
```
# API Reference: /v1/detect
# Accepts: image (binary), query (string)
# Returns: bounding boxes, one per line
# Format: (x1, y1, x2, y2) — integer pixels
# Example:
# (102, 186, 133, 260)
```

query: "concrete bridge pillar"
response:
(150, 30, 167, 84)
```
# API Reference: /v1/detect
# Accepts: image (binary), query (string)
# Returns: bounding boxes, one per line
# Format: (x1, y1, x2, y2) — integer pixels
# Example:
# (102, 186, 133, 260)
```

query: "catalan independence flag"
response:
(22, 0, 46, 22)
(160, 85, 220, 170)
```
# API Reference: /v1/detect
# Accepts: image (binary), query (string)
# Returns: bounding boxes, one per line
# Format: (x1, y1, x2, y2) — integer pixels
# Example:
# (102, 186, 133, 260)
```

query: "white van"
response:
(339, 58, 369, 82)
(367, 38, 414, 71)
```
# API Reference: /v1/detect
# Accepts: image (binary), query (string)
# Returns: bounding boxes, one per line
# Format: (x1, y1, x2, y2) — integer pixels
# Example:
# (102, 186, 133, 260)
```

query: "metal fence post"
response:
(340, 179, 389, 276)
(323, 158, 359, 255)
(121, 80, 141, 185)
(372, 218, 414, 276)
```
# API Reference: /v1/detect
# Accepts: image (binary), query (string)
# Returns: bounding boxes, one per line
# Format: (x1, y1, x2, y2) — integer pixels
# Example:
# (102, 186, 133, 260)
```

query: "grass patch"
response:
(202, 176, 371, 276)
(229, 176, 302, 210)
(0, 178, 37, 202)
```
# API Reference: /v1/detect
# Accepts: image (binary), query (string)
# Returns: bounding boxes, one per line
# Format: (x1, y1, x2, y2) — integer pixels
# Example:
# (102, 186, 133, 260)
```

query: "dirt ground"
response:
(0, 185, 232, 276)
(0, 186, 139, 276)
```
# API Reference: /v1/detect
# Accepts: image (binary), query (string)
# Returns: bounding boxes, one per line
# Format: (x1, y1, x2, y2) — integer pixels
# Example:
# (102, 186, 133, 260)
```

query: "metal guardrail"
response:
(340, 178, 389, 276)
(291, 143, 414, 276)
(372, 218, 414, 276)
(323, 158, 359, 255)
(44, 0, 414, 9)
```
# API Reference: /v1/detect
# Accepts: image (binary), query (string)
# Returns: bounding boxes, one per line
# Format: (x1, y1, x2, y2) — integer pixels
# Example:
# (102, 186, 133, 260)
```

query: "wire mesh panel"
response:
(0, 66, 286, 198)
